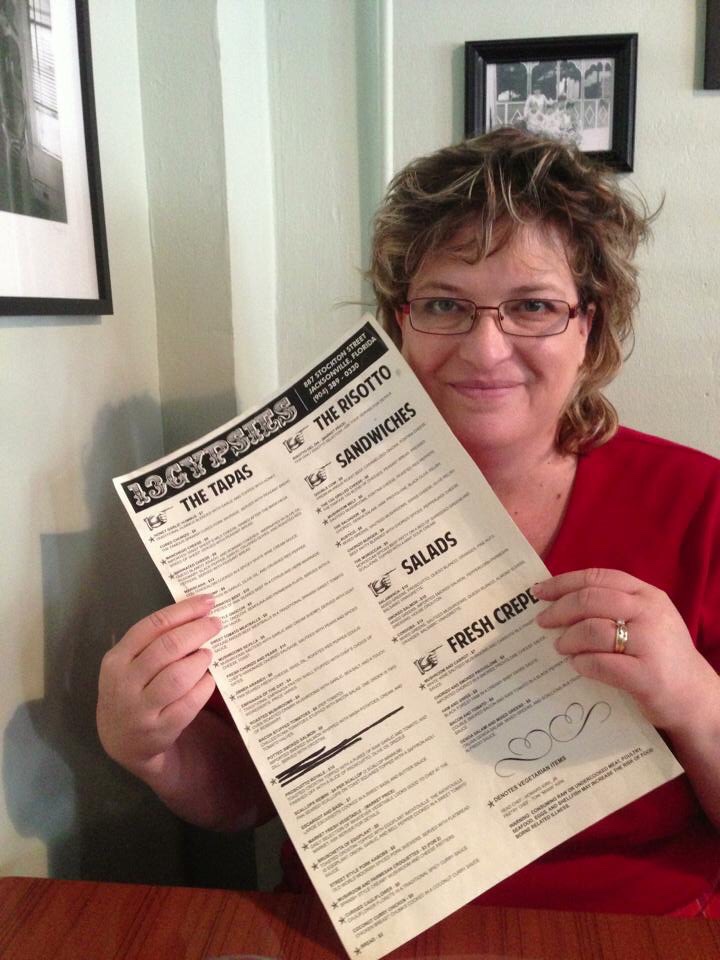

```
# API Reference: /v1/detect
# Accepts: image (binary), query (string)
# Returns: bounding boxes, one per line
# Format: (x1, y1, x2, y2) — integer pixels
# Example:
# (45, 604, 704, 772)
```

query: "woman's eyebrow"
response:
(411, 280, 466, 295)
(506, 281, 567, 297)
(411, 279, 569, 298)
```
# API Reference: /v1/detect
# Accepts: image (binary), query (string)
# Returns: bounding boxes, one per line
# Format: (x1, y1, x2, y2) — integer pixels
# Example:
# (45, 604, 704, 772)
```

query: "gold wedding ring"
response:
(613, 619, 629, 655)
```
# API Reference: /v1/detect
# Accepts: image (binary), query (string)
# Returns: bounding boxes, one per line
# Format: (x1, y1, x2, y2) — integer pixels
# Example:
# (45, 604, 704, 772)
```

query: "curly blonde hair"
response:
(370, 127, 656, 453)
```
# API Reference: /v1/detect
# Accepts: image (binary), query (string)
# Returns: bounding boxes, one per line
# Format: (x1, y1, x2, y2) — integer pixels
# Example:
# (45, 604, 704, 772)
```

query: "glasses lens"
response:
(409, 298, 474, 334)
(500, 300, 570, 336)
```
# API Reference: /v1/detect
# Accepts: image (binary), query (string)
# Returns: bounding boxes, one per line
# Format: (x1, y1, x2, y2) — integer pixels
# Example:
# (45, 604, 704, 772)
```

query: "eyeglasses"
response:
(402, 297, 581, 338)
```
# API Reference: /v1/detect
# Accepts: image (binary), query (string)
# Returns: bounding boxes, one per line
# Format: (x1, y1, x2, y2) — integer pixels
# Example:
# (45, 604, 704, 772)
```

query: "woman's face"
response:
(397, 223, 593, 460)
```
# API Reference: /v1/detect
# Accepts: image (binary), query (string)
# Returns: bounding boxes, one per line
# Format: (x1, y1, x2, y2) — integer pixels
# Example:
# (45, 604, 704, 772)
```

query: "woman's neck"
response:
(466, 437, 578, 557)
(467, 434, 560, 492)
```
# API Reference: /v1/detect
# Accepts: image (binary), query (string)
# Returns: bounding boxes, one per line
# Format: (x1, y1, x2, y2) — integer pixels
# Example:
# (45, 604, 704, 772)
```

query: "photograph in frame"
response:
(706, 0, 720, 90)
(0, 0, 111, 315)
(465, 34, 638, 172)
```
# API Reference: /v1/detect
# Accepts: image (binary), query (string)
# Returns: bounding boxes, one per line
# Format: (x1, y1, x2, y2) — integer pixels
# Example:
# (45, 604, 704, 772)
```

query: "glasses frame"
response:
(401, 298, 581, 338)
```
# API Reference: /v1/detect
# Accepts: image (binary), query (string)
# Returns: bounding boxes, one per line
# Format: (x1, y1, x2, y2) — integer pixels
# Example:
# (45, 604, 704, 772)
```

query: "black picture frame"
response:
(706, 0, 720, 90)
(465, 34, 638, 172)
(0, 0, 112, 316)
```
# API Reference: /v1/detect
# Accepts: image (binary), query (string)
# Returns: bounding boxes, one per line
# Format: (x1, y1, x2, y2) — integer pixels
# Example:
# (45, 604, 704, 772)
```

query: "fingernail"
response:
(531, 581, 548, 598)
(209, 616, 223, 631)
(197, 594, 216, 608)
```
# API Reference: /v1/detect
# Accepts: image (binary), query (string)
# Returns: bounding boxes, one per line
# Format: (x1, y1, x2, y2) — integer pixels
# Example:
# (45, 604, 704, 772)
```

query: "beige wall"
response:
(136, 0, 237, 452)
(0, 0, 179, 882)
(0, 0, 254, 888)
(253, 0, 719, 457)
(391, 0, 720, 455)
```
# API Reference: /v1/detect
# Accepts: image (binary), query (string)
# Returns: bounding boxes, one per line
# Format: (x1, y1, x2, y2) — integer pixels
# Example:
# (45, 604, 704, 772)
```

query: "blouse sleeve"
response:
(696, 464, 720, 673)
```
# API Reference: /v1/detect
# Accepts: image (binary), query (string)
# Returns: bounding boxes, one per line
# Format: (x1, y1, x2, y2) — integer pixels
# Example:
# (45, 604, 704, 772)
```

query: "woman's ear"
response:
(581, 302, 596, 338)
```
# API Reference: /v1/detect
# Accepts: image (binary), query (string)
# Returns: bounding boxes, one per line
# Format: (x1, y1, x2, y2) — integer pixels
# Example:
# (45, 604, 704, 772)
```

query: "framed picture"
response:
(706, 0, 720, 90)
(465, 34, 638, 172)
(0, 0, 111, 316)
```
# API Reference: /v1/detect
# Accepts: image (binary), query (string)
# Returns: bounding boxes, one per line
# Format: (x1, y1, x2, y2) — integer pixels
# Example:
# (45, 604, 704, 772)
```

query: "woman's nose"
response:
(456, 309, 513, 362)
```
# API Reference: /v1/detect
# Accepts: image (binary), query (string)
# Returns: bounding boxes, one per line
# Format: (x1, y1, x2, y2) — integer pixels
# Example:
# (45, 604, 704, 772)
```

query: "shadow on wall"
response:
(3, 394, 256, 888)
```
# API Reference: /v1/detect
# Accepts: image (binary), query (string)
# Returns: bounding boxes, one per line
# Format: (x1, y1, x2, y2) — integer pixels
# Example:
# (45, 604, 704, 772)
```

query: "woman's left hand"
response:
(533, 568, 719, 736)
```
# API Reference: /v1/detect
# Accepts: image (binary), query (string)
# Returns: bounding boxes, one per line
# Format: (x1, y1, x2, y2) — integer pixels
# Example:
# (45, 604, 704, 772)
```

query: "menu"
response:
(114, 317, 682, 960)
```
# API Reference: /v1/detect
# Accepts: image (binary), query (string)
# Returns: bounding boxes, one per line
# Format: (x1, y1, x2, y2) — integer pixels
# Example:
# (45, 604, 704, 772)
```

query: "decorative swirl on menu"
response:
(494, 701, 611, 778)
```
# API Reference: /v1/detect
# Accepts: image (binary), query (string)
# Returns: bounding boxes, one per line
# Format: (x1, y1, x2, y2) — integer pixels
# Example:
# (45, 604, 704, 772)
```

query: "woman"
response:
(97, 127, 720, 915)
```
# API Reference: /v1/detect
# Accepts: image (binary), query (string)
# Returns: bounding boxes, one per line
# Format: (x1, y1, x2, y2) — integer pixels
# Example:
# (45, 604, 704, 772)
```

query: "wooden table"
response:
(2, 876, 719, 960)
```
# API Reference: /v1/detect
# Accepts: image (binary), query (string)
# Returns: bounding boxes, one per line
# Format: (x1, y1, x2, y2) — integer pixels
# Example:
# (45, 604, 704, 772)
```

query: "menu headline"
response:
(120, 323, 388, 512)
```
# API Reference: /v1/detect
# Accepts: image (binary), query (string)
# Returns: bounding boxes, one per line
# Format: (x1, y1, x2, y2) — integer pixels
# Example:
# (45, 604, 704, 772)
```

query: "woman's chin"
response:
(445, 412, 524, 457)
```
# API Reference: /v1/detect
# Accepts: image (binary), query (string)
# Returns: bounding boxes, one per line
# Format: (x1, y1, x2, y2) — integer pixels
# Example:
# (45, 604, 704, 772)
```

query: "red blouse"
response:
(474, 426, 720, 914)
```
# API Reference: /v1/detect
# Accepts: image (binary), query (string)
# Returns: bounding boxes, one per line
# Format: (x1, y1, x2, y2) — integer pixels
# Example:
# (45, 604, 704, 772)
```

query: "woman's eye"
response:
(426, 298, 461, 314)
(520, 299, 551, 314)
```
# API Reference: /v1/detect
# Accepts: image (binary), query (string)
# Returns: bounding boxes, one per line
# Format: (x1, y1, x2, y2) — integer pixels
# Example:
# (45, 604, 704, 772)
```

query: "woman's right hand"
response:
(97, 595, 221, 786)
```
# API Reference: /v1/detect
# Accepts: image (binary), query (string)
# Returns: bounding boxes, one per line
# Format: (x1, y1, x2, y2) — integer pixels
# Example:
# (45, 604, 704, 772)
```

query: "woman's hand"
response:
(533, 568, 719, 736)
(534, 567, 720, 830)
(97, 595, 220, 785)
(97, 595, 274, 831)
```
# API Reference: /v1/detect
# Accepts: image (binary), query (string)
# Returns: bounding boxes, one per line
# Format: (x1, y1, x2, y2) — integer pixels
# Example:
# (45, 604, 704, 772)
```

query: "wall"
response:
(136, 0, 237, 451)
(0, 0, 253, 889)
(0, 0, 181, 882)
(259, 0, 385, 386)
(248, 0, 718, 458)
(218, 0, 279, 410)
(390, 0, 720, 457)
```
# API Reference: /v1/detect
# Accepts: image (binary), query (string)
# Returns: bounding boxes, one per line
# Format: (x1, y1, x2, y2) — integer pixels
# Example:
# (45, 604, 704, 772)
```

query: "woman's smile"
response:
(449, 377, 524, 398)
